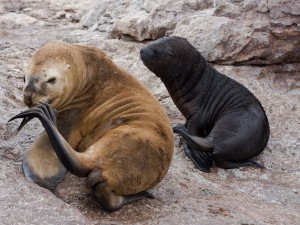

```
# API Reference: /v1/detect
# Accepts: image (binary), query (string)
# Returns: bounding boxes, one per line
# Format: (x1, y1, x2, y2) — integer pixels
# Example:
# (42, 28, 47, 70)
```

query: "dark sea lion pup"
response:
(140, 36, 270, 173)
(9, 42, 174, 211)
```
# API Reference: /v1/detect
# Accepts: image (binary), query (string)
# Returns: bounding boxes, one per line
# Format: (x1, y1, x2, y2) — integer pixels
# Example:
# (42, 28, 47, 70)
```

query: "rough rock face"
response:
(79, 0, 214, 40)
(82, 0, 300, 65)
(0, 0, 299, 224)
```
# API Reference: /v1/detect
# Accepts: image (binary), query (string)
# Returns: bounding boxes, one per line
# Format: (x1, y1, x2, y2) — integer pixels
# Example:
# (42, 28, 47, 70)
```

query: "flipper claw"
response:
(16, 116, 35, 132)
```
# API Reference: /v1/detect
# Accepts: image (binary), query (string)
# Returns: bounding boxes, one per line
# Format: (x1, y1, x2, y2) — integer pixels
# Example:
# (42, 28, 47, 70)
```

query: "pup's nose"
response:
(140, 47, 154, 61)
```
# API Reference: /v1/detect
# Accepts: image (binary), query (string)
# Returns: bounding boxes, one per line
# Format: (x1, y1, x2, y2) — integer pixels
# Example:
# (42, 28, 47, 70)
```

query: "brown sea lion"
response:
(9, 42, 174, 211)
(140, 36, 269, 173)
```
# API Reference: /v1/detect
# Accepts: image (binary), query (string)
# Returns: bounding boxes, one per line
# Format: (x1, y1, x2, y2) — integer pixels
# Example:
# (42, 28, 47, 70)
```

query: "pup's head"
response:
(23, 43, 83, 110)
(140, 36, 200, 79)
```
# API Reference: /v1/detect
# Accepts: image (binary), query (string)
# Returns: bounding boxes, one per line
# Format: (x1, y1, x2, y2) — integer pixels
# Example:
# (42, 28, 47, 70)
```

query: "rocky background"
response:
(0, 0, 299, 224)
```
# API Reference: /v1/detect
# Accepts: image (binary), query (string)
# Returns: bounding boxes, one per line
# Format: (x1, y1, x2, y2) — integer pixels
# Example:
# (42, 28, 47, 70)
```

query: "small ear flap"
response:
(65, 64, 71, 69)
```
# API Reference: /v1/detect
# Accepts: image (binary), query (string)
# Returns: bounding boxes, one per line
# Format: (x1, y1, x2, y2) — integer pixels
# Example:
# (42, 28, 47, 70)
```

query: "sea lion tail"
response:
(173, 124, 213, 152)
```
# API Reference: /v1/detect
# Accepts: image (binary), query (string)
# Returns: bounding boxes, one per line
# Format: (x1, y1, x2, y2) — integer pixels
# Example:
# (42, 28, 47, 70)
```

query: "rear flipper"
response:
(215, 157, 264, 169)
(87, 169, 154, 212)
(183, 143, 213, 173)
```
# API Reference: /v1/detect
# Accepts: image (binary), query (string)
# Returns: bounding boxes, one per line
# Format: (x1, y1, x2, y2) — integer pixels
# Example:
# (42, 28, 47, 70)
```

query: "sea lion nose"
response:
(140, 47, 154, 61)
(140, 48, 146, 58)
(23, 91, 33, 107)
(23, 82, 35, 107)
(140, 48, 145, 55)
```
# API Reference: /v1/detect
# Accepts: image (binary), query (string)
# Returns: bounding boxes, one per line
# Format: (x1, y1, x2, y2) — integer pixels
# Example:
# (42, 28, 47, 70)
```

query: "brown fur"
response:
(19, 42, 174, 210)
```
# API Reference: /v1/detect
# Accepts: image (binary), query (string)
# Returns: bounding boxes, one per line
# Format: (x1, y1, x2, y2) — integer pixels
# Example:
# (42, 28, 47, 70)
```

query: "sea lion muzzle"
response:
(23, 80, 36, 107)
(140, 48, 155, 61)
(23, 91, 34, 107)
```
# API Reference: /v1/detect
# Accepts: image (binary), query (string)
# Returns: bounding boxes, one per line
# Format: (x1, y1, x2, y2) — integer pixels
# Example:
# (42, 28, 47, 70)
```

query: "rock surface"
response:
(0, 0, 299, 224)
(82, 0, 300, 65)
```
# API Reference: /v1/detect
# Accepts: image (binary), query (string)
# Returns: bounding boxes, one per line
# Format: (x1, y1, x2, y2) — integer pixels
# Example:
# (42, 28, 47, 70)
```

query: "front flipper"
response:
(183, 143, 213, 173)
(173, 124, 213, 152)
(22, 131, 66, 190)
(9, 103, 91, 177)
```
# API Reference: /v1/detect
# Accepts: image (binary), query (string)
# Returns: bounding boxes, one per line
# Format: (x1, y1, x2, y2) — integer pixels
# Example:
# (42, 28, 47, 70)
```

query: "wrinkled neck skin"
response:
(55, 63, 92, 132)
(56, 67, 91, 112)
(57, 50, 114, 113)
(56, 50, 133, 148)
(55, 60, 92, 112)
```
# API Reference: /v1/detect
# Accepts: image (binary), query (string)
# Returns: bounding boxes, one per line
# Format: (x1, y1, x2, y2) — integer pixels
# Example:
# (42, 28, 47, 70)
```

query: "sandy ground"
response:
(0, 1, 299, 224)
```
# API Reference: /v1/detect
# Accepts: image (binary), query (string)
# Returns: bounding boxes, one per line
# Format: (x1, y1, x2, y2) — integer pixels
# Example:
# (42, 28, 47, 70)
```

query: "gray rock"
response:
(0, 13, 44, 29)
(80, 1, 109, 28)
(213, 0, 241, 18)
(172, 14, 253, 63)
(80, 0, 300, 65)
(0, 159, 88, 225)
(108, 1, 182, 41)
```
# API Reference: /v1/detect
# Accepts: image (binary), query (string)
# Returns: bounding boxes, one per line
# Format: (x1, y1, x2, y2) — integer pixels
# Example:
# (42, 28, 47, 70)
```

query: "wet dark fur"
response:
(140, 36, 270, 172)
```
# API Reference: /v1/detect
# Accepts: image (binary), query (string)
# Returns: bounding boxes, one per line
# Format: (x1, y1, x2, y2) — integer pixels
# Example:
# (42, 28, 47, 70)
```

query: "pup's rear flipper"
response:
(183, 143, 213, 173)
(215, 157, 264, 169)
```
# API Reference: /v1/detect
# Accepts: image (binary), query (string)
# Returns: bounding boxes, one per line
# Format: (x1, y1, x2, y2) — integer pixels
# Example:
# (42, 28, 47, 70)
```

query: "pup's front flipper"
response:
(22, 131, 66, 190)
(173, 124, 213, 172)
(183, 143, 213, 173)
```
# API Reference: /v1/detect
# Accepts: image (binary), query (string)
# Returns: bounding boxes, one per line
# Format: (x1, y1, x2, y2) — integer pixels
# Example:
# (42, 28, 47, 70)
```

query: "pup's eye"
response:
(47, 78, 56, 84)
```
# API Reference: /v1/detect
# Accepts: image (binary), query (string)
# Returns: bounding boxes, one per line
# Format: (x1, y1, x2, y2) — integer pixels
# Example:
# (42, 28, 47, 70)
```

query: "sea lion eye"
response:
(47, 78, 56, 84)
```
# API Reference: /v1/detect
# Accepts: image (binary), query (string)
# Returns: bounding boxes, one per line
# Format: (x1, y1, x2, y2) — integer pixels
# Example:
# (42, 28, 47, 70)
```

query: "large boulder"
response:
(80, 0, 300, 65)
(172, 13, 253, 63)
(81, 0, 213, 41)
(173, 0, 300, 64)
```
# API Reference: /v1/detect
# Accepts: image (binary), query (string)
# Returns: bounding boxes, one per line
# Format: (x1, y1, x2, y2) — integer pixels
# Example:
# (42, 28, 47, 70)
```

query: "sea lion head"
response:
(140, 36, 201, 80)
(23, 43, 85, 110)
